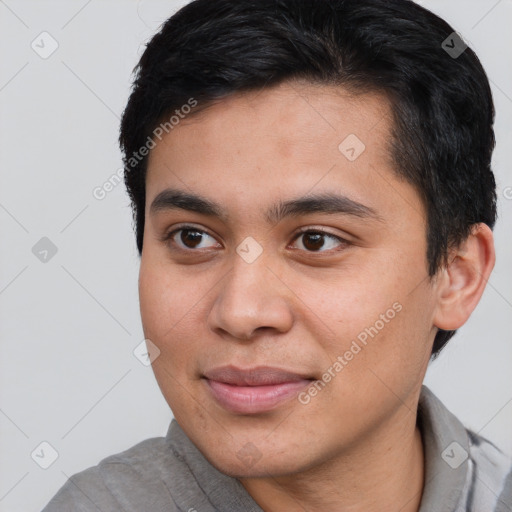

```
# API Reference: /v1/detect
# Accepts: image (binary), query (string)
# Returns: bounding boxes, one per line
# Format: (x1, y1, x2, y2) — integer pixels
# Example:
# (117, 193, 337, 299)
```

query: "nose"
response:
(208, 255, 294, 341)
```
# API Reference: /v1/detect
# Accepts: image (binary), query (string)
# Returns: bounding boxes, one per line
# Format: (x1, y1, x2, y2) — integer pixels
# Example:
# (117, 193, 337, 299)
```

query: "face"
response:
(139, 81, 438, 478)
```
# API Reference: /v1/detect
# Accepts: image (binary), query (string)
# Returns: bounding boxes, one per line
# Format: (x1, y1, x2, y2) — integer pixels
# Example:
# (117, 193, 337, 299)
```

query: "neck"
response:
(239, 404, 425, 512)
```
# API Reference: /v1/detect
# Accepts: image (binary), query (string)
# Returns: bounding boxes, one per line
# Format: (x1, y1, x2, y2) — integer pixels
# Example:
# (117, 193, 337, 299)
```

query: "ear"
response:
(433, 223, 495, 331)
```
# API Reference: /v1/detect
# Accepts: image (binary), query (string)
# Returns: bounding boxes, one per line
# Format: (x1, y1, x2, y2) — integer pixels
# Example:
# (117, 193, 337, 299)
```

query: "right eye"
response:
(162, 226, 222, 252)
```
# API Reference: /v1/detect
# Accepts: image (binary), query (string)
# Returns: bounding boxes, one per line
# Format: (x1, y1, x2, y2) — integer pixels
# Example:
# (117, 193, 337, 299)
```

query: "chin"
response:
(204, 448, 307, 479)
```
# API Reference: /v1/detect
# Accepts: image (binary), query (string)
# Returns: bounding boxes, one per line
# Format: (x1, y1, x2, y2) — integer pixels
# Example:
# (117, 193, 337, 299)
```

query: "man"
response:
(42, 0, 512, 510)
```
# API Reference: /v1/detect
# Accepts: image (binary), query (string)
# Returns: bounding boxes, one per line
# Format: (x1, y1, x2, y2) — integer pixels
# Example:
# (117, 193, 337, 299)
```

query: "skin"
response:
(139, 80, 495, 512)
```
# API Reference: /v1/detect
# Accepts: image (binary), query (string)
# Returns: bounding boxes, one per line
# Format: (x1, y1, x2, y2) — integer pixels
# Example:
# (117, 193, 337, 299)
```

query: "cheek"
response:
(138, 259, 204, 413)
(139, 257, 201, 340)
(138, 256, 218, 388)
(312, 265, 400, 337)
(315, 256, 434, 383)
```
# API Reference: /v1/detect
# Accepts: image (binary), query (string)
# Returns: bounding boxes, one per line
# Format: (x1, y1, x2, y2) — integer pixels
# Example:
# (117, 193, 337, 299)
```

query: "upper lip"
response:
(203, 366, 314, 386)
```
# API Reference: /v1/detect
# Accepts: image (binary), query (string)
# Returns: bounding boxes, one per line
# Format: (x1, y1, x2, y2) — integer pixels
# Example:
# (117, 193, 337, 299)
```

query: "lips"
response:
(202, 366, 314, 414)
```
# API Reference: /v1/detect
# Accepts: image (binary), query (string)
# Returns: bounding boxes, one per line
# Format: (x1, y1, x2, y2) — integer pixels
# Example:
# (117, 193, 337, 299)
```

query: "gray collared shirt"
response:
(42, 385, 512, 511)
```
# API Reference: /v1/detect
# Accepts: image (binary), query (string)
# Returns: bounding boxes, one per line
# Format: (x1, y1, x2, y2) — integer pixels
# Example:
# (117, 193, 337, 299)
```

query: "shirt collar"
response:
(417, 384, 470, 511)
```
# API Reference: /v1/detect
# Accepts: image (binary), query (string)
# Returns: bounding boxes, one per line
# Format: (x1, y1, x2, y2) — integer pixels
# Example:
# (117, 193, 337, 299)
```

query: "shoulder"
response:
(42, 435, 182, 512)
(417, 386, 512, 511)
(465, 428, 512, 511)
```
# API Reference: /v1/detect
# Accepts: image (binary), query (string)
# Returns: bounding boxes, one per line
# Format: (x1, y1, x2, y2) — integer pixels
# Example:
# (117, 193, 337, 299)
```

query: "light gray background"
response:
(0, 1, 510, 510)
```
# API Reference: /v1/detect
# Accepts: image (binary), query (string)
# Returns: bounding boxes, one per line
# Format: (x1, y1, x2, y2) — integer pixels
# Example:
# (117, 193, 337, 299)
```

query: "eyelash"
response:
(160, 225, 349, 254)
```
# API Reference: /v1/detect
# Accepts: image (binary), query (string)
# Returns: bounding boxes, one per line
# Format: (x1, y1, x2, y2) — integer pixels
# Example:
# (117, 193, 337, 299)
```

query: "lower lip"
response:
(204, 378, 312, 414)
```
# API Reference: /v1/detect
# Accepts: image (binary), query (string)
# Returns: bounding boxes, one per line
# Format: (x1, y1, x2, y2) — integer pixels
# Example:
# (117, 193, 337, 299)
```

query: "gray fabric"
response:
(495, 468, 512, 512)
(41, 385, 512, 511)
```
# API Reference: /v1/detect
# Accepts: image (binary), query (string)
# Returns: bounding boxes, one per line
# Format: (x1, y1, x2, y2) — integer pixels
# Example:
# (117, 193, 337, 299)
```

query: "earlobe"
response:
(433, 223, 495, 331)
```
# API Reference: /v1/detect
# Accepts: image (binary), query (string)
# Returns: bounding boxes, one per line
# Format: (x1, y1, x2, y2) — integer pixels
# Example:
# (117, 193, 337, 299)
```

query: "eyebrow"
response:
(149, 188, 382, 224)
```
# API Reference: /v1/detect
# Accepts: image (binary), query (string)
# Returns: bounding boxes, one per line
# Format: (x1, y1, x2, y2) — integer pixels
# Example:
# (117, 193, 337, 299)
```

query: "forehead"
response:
(144, 81, 423, 226)
(152, 81, 394, 160)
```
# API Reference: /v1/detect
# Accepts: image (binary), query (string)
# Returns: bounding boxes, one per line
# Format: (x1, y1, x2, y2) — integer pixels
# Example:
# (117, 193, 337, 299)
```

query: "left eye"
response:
(291, 230, 347, 252)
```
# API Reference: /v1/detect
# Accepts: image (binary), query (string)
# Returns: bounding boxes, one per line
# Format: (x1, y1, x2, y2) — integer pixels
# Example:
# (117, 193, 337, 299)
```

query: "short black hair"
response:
(119, 0, 497, 359)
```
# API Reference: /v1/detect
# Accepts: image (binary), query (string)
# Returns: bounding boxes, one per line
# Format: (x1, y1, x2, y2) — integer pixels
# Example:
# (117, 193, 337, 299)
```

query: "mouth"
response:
(202, 366, 315, 414)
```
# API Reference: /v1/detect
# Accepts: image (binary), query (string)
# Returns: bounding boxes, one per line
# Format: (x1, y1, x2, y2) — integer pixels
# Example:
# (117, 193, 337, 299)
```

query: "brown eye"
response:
(164, 227, 220, 251)
(292, 230, 348, 253)
(179, 229, 205, 249)
(302, 232, 325, 251)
